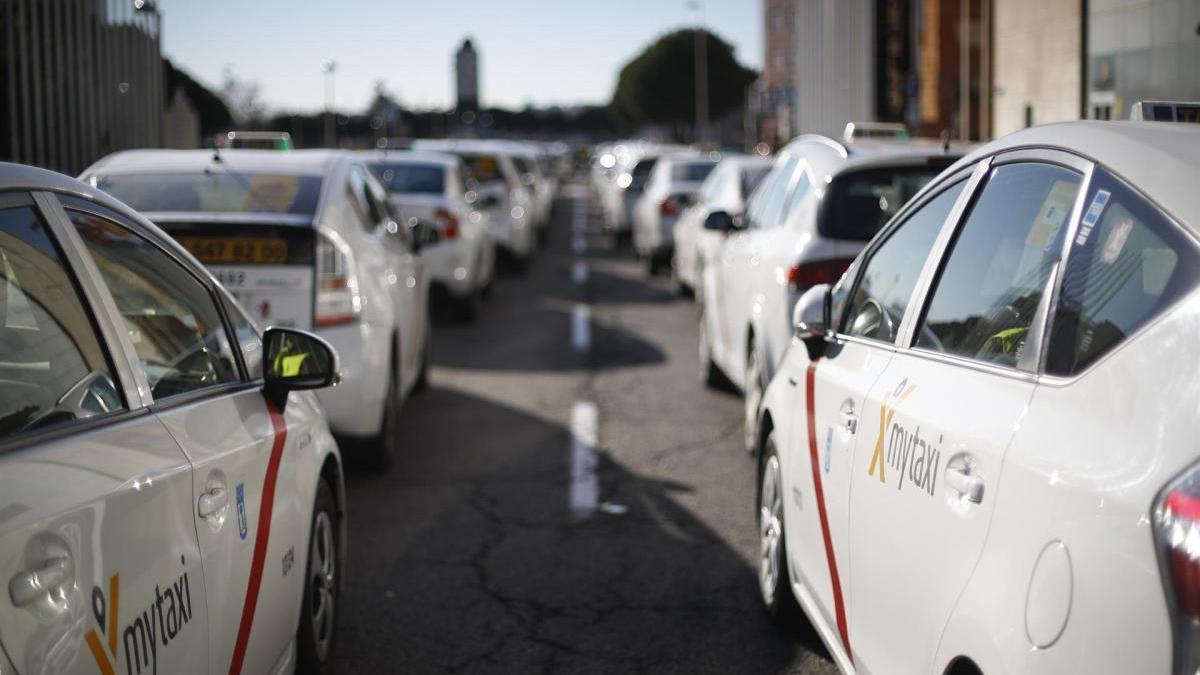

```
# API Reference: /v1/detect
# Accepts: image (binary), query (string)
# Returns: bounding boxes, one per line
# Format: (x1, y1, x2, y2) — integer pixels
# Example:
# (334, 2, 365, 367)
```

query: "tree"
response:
(610, 29, 757, 133)
(220, 67, 268, 127)
(163, 60, 233, 137)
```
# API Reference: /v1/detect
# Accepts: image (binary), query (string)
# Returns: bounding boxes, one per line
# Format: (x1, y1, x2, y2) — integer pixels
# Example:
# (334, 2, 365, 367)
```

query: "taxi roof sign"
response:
(1129, 101, 1200, 124)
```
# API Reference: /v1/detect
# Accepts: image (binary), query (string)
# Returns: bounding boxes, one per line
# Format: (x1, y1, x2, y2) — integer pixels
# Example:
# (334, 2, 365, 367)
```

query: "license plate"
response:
(177, 237, 288, 265)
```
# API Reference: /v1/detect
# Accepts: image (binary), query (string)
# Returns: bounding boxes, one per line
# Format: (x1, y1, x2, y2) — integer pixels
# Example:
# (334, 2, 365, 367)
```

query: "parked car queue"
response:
(0, 138, 563, 675)
(619, 109, 1200, 675)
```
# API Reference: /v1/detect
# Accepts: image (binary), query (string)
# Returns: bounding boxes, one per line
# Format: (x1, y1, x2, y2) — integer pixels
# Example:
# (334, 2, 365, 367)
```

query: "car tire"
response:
(758, 433, 800, 623)
(296, 479, 339, 675)
(744, 338, 764, 454)
(364, 360, 399, 469)
(646, 253, 660, 277)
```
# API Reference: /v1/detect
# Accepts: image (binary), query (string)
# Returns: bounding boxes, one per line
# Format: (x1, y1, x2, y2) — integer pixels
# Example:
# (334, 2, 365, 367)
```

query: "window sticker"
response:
(1100, 218, 1133, 264)
(1028, 180, 1078, 248)
(245, 174, 300, 213)
(1074, 189, 1111, 247)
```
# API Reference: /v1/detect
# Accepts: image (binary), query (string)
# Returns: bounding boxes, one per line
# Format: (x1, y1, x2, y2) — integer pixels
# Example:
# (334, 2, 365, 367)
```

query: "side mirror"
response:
(410, 219, 440, 252)
(704, 210, 734, 232)
(792, 284, 833, 361)
(263, 328, 339, 409)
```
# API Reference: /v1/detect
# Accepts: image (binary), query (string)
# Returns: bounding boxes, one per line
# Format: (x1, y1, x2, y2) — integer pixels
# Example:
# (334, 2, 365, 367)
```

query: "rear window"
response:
(629, 158, 658, 191)
(818, 164, 947, 242)
(368, 162, 446, 195)
(672, 161, 716, 182)
(455, 153, 504, 185)
(95, 172, 323, 215)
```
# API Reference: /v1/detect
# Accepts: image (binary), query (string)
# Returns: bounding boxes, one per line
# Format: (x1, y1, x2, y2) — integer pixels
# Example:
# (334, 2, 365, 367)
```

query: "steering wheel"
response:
(850, 298, 896, 341)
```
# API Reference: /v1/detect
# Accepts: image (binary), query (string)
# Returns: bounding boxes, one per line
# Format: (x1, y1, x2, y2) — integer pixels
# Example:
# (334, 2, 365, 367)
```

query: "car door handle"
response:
(945, 466, 985, 504)
(840, 411, 857, 435)
(9, 556, 73, 607)
(198, 485, 228, 518)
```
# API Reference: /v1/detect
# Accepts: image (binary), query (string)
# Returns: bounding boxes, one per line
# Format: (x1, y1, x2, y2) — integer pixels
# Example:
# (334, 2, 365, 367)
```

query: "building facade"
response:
(1, 0, 164, 176)
(455, 38, 479, 112)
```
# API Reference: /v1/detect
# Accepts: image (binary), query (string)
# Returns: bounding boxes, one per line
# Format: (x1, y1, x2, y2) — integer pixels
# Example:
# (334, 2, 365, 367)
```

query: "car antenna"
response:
(212, 142, 223, 163)
(939, 128, 954, 153)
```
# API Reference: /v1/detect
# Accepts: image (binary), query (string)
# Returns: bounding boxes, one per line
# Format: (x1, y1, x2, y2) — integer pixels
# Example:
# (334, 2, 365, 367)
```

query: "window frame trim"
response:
(50, 194, 254, 406)
(898, 149, 1096, 373)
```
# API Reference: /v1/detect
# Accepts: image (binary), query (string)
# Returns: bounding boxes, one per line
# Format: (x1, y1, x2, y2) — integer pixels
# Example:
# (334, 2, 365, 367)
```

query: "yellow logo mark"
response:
(85, 573, 119, 675)
(867, 380, 916, 482)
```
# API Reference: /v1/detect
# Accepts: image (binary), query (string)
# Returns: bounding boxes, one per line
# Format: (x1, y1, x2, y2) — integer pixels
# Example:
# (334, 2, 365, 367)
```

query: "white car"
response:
(414, 139, 537, 271)
(632, 152, 719, 274)
(362, 150, 495, 320)
(0, 161, 344, 675)
(672, 155, 772, 295)
(699, 135, 964, 452)
(507, 144, 554, 244)
(82, 149, 433, 467)
(755, 119, 1200, 675)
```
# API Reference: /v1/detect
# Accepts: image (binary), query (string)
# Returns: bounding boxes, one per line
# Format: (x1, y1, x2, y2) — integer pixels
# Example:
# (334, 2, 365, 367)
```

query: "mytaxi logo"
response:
(867, 378, 916, 483)
(867, 378, 944, 497)
(85, 556, 194, 675)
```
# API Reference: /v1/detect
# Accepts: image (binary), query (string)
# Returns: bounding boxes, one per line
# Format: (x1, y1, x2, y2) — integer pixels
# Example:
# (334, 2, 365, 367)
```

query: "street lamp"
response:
(685, 1, 708, 143)
(322, 59, 338, 147)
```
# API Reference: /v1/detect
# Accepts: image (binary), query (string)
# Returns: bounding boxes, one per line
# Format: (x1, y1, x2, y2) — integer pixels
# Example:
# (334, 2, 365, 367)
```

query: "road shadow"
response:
(337, 386, 833, 674)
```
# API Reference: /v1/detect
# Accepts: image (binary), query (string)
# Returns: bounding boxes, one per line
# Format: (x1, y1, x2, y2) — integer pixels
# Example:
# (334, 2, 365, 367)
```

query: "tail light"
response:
(435, 207, 460, 240)
(1155, 465, 1200, 673)
(314, 232, 361, 327)
(660, 199, 679, 217)
(786, 258, 855, 292)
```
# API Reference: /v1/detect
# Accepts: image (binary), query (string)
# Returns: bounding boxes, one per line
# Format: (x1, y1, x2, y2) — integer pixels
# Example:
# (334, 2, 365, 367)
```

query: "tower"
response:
(455, 38, 479, 111)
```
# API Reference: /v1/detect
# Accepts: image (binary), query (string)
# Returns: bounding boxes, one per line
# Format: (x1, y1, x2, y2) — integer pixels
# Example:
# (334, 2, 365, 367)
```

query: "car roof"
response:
(354, 150, 460, 168)
(83, 148, 353, 177)
(954, 120, 1200, 231)
(779, 134, 970, 180)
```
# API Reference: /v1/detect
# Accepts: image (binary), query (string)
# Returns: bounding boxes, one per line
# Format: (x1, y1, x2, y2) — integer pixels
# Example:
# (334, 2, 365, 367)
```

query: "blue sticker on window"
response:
(236, 483, 248, 540)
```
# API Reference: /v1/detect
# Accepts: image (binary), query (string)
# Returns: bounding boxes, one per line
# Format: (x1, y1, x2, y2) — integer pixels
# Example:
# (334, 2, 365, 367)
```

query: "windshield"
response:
(741, 166, 771, 199)
(672, 161, 716, 182)
(455, 153, 504, 185)
(368, 162, 446, 195)
(95, 172, 323, 215)
(819, 164, 948, 242)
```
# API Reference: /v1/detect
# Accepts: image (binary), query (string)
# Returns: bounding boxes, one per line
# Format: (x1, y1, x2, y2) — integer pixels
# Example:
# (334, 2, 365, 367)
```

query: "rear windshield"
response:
(819, 164, 948, 242)
(672, 161, 716, 182)
(741, 165, 771, 199)
(368, 162, 446, 195)
(455, 153, 504, 185)
(95, 172, 323, 215)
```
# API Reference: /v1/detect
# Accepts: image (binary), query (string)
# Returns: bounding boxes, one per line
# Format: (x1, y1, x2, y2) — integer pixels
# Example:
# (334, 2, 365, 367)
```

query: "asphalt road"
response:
(333, 183, 839, 674)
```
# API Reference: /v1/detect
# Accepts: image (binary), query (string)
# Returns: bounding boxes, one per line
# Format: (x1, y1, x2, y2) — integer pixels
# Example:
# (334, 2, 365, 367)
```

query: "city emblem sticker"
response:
(236, 482, 248, 540)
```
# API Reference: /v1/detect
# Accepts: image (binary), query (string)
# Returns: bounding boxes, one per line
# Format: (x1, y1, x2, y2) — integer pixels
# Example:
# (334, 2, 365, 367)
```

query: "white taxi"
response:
(700, 134, 964, 453)
(82, 150, 433, 468)
(755, 119, 1200, 675)
(0, 162, 345, 675)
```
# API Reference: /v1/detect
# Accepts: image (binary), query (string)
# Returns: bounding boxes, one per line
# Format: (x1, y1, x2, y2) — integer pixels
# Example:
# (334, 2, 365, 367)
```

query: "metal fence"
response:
(1, 0, 163, 176)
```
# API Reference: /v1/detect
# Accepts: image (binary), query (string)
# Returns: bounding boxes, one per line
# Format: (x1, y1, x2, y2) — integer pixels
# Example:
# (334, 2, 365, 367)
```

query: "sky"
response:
(160, 0, 762, 115)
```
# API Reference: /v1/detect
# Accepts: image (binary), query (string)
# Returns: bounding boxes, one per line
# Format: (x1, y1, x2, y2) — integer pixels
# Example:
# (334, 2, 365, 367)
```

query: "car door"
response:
(0, 192, 209, 675)
(717, 155, 799, 385)
(783, 171, 973, 661)
(363, 167, 425, 393)
(845, 155, 1089, 674)
(56, 198, 303, 675)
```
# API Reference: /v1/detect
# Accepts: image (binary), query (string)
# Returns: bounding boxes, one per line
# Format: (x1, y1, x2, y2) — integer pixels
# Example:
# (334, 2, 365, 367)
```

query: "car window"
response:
(224, 294, 264, 380)
(842, 180, 966, 342)
(781, 166, 813, 220)
(743, 167, 778, 226)
(697, 165, 723, 204)
(0, 200, 123, 441)
(348, 165, 388, 230)
(752, 157, 800, 229)
(819, 165, 946, 242)
(1045, 168, 1200, 375)
(67, 210, 241, 400)
(915, 163, 1083, 368)
(672, 161, 716, 182)
(94, 172, 323, 215)
(741, 165, 771, 200)
(368, 162, 446, 195)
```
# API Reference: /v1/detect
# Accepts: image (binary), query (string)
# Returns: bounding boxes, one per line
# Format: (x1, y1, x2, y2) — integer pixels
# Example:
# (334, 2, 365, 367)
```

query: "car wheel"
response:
(698, 304, 724, 389)
(296, 479, 339, 675)
(759, 434, 799, 622)
(645, 253, 660, 277)
(365, 361, 399, 469)
(744, 338, 764, 454)
(672, 260, 693, 298)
